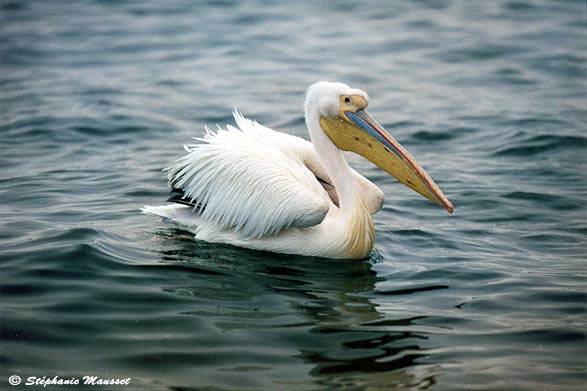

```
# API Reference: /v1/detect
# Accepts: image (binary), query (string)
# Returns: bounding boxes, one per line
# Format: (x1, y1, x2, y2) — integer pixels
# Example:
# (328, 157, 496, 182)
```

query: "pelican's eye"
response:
(344, 96, 351, 103)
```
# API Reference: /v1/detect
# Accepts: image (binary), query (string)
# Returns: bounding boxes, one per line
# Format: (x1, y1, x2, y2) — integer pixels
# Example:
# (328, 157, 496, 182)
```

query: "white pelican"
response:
(143, 81, 453, 259)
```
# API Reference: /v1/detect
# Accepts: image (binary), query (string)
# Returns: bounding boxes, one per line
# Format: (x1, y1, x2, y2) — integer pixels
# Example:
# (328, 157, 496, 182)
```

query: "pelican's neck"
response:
(307, 116, 375, 258)
(306, 115, 358, 210)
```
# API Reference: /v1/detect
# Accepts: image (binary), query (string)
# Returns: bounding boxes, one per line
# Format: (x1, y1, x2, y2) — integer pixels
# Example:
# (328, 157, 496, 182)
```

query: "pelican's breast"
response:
(343, 198, 375, 259)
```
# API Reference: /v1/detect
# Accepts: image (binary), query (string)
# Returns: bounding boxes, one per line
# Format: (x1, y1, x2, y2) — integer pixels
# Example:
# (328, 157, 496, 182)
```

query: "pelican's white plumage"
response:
(144, 81, 453, 259)
(166, 112, 332, 237)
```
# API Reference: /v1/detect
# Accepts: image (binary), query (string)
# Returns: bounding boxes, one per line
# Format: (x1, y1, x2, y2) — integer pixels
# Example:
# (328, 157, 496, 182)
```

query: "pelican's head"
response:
(306, 81, 454, 213)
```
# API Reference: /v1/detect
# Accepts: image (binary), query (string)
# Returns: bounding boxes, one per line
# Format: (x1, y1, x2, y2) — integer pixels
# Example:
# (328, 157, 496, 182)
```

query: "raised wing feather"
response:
(166, 112, 330, 238)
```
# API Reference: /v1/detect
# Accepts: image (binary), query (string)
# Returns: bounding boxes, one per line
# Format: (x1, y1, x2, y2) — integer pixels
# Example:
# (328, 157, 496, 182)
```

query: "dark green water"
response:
(1, 1, 585, 390)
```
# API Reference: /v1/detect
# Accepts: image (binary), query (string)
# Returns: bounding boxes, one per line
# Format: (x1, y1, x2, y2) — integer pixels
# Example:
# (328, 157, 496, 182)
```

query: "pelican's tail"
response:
(142, 204, 200, 232)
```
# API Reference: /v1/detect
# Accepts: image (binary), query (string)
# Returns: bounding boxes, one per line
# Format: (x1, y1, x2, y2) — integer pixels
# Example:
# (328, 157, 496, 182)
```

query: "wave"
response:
(493, 134, 587, 157)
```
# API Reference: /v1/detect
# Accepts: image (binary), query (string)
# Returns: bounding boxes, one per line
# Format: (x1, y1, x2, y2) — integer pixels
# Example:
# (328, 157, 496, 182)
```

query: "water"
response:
(1, 0, 585, 390)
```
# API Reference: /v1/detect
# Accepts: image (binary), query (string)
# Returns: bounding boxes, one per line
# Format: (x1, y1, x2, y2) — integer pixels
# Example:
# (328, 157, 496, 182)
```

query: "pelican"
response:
(143, 81, 453, 259)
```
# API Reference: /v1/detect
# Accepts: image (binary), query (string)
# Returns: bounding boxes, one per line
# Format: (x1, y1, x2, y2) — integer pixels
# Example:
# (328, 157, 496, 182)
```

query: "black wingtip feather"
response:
(167, 188, 203, 209)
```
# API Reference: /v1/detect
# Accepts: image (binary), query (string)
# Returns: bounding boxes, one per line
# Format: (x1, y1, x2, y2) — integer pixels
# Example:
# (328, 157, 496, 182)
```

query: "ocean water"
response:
(1, 0, 585, 390)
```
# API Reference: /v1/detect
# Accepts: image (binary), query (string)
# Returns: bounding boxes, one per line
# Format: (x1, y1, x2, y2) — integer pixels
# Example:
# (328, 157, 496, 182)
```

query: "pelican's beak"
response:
(321, 109, 454, 213)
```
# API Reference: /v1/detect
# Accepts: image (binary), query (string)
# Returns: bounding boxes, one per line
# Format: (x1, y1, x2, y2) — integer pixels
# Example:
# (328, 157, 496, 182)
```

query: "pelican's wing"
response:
(166, 112, 330, 238)
(230, 112, 384, 214)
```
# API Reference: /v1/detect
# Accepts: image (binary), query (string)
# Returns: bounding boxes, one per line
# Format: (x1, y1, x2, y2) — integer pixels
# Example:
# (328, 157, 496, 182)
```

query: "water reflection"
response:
(304, 320, 437, 390)
(153, 229, 439, 390)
